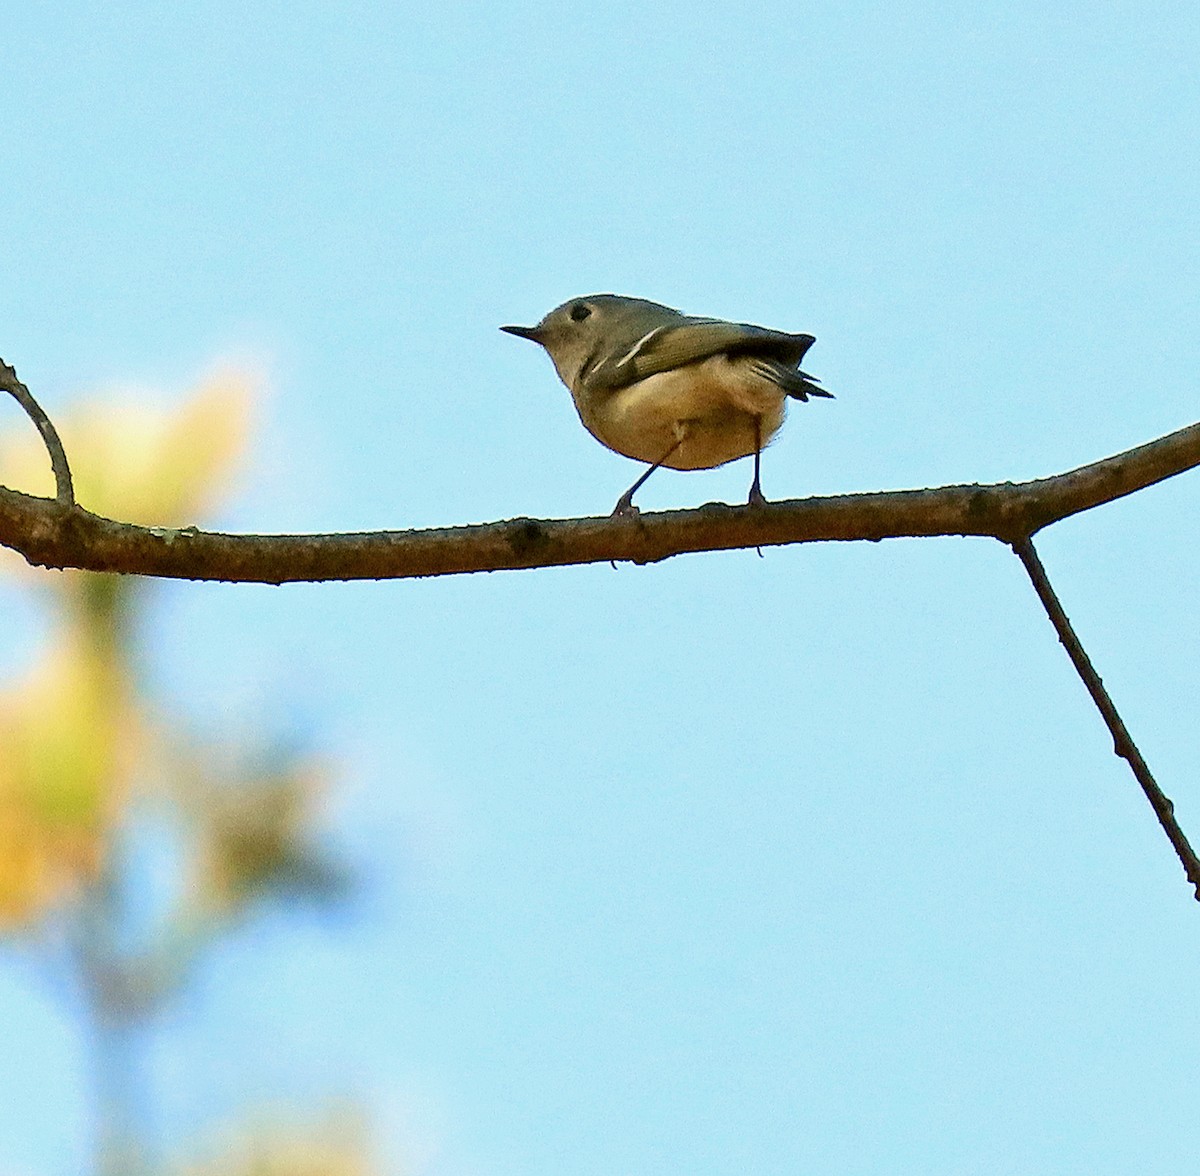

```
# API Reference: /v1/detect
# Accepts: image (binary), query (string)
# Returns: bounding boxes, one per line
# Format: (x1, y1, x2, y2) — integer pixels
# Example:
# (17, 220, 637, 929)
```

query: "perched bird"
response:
(502, 294, 831, 515)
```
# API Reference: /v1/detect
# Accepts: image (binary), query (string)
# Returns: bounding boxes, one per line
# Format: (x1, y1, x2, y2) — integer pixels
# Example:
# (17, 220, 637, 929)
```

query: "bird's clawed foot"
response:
(747, 480, 769, 507)
(611, 492, 641, 518)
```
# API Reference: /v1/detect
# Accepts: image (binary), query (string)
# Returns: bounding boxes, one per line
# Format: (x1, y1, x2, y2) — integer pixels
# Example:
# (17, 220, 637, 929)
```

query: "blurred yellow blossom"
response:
(0, 367, 253, 526)
(0, 628, 141, 925)
(0, 369, 367, 1173)
(0, 371, 254, 925)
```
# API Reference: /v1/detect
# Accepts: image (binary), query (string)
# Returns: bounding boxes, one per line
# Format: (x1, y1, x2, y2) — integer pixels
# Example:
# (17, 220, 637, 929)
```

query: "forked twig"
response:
(1011, 534, 1200, 900)
(0, 358, 75, 506)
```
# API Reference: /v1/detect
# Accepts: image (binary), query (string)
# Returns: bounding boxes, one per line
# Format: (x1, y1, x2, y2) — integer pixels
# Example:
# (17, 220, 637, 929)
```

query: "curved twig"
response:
(0, 359, 75, 507)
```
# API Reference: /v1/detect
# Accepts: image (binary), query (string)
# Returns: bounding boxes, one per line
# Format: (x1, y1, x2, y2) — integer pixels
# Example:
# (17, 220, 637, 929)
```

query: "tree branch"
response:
(0, 419, 1197, 583)
(2, 371, 1198, 897)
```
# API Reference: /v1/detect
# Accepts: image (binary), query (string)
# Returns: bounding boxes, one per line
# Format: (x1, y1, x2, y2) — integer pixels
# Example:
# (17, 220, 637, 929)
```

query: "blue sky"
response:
(3, 1, 1200, 1173)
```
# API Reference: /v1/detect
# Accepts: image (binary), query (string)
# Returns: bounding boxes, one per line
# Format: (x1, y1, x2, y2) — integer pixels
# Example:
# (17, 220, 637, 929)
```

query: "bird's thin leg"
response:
(747, 416, 767, 506)
(612, 432, 686, 517)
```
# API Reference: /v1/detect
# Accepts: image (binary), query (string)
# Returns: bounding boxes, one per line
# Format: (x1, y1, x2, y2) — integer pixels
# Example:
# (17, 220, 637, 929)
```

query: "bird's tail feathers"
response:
(750, 359, 834, 402)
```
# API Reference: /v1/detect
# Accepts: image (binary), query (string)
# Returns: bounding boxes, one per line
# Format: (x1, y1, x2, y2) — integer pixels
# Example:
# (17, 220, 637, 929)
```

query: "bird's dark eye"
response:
(569, 302, 592, 322)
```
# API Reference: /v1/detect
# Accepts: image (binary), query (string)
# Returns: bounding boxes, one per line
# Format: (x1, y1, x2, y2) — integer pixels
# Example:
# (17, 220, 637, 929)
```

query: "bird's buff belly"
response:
(575, 358, 787, 470)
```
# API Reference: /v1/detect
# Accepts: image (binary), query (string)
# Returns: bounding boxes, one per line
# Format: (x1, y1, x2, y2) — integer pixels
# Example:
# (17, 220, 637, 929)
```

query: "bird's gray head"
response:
(501, 294, 682, 391)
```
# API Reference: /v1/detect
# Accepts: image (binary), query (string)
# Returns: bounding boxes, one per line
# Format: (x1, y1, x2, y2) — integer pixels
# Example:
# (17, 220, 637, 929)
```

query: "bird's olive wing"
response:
(590, 319, 816, 390)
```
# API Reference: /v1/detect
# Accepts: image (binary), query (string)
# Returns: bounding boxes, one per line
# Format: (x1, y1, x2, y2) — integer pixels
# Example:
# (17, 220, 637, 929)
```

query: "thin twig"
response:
(1011, 534, 1200, 900)
(0, 358, 74, 506)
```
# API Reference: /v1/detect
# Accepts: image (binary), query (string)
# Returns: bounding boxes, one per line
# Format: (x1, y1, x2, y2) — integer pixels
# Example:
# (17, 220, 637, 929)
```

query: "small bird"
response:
(502, 294, 831, 515)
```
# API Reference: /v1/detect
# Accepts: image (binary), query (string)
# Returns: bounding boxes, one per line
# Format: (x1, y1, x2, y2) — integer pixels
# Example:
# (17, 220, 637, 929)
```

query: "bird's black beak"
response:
(500, 324, 544, 343)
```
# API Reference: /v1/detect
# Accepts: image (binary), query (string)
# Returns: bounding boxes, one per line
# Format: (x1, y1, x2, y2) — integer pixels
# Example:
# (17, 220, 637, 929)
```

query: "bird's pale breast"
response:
(574, 355, 787, 470)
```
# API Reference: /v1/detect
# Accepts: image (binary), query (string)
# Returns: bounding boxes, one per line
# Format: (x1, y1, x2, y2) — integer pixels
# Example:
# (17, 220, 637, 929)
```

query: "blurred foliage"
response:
(0, 372, 374, 1174)
(0, 371, 250, 526)
(175, 740, 352, 919)
(0, 626, 133, 926)
(175, 1108, 374, 1176)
